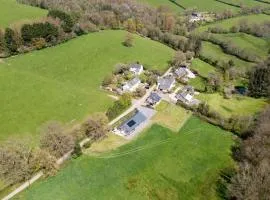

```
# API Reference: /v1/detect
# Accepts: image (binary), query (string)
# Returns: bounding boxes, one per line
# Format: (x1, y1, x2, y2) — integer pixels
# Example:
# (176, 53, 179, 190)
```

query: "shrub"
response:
(106, 93, 132, 120)
(48, 9, 75, 33)
(21, 22, 59, 43)
(32, 38, 46, 50)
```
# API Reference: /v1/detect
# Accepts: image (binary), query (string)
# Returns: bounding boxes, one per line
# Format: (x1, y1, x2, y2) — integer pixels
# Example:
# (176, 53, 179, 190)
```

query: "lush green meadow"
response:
(0, 30, 174, 142)
(197, 93, 267, 118)
(16, 117, 234, 200)
(0, 0, 47, 28)
(140, 0, 183, 12)
(212, 33, 269, 59)
(191, 58, 217, 78)
(197, 14, 270, 32)
(200, 41, 255, 70)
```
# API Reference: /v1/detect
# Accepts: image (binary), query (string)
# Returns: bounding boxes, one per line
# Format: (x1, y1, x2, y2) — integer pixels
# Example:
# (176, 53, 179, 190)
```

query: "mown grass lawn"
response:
(189, 76, 206, 92)
(200, 41, 255, 71)
(16, 116, 235, 200)
(197, 14, 270, 32)
(153, 101, 191, 131)
(212, 33, 270, 59)
(197, 93, 268, 118)
(190, 58, 217, 78)
(0, 30, 174, 143)
(0, 0, 47, 28)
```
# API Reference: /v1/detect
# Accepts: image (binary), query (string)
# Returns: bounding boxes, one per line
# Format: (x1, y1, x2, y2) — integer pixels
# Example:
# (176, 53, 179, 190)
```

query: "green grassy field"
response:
(217, 0, 270, 7)
(16, 116, 235, 200)
(189, 76, 206, 91)
(200, 41, 255, 71)
(0, 30, 174, 142)
(197, 14, 270, 32)
(139, 0, 184, 12)
(174, 0, 239, 12)
(190, 58, 217, 78)
(197, 93, 267, 118)
(0, 0, 47, 28)
(212, 33, 269, 59)
(153, 101, 191, 131)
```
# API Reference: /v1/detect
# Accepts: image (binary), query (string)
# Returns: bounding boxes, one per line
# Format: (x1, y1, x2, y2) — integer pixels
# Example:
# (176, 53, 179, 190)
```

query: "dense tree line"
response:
(220, 107, 270, 200)
(248, 57, 270, 98)
(16, 0, 204, 53)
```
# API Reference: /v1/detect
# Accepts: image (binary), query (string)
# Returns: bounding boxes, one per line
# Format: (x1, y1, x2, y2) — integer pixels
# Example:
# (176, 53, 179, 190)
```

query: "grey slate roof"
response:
(118, 111, 147, 135)
(126, 77, 141, 88)
(157, 76, 175, 90)
(147, 92, 161, 104)
(175, 67, 188, 77)
(130, 64, 143, 73)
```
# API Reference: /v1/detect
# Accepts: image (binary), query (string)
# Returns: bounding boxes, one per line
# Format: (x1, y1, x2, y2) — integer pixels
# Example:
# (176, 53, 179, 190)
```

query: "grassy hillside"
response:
(0, 30, 174, 142)
(190, 58, 217, 78)
(0, 0, 47, 28)
(200, 41, 255, 71)
(197, 93, 267, 118)
(197, 14, 270, 32)
(139, 0, 184, 12)
(16, 117, 235, 200)
(211, 33, 269, 59)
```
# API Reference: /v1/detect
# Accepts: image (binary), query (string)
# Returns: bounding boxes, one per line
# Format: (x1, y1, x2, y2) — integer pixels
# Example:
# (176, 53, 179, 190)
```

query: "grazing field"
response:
(174, 0, 239, 12)
(16, 117, 235, 200)
(200, 41, 255, 71)
(189, 76, 206, 91)
(197, 14, 270, 32)
(219, 0, 270, 7)
(0, 0, 47, 28)
(153, 101, 191, 131)
(212, 33, 269, 59)
(139, 0, 183, 12)
(190, 58, 217, 78)
(0, 30, 174, 142)
(197, 93, 267, 118)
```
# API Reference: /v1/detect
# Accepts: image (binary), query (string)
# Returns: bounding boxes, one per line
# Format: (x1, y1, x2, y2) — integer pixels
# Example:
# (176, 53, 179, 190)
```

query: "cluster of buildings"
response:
(121, 64, 144, 93)
(113, 64, 200, 138)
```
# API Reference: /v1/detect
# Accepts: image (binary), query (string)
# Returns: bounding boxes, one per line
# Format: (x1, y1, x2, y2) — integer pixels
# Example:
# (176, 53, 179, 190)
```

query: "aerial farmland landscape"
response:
(0, 0, 269, 200)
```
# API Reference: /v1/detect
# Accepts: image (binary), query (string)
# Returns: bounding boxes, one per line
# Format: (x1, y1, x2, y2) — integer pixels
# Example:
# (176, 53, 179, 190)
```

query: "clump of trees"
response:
(123, 33, 134, 47)
(0, 140, 57, 186)
(0, 113, 109, 187)
(218, 107, 270, 200)
(106, 93, 132, 120)
(248, 56, 270, 98)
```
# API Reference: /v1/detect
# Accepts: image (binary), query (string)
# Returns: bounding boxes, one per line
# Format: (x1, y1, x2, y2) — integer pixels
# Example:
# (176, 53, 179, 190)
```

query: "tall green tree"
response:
(4, 28, 19, 53)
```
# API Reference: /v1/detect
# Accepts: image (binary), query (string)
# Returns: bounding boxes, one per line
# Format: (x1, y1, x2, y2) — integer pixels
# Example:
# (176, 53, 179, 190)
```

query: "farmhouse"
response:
(146, 92, 161, 107)
(176, 85, 200, 105)
(122, 77, 141, 92)
(129, 63, 144, 75)
(189, 12, 203, 23)
(116, 111, 147, 136)
(157, 76, 175, 92)
(175, 67, 196, 82)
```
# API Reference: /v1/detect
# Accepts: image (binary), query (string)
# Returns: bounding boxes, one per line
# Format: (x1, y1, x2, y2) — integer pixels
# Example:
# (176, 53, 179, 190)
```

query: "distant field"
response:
(190, 58, 217, 78)
(173, 0, 239, 12)
(212, 33, 269, 59)
(139, 0, 184, 12)
(0, 0, 47, 28)
(0, 30, 174, 142)
(197, 14, 270, 32)
(200, 41, 255, 71)
(16, 116, 234, 200)
(197, 93, 267, 118)
(218, 0, 270, 7)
